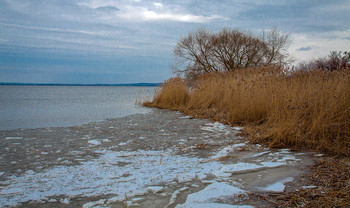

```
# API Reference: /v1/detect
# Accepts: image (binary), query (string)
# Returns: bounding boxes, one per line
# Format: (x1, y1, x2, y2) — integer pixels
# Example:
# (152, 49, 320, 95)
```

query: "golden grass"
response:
(145, 66, 350, 156)
(143, 77, 189, 110)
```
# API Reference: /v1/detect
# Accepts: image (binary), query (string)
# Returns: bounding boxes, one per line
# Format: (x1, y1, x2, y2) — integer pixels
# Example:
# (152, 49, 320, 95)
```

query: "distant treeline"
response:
(0, 83, 162, 87)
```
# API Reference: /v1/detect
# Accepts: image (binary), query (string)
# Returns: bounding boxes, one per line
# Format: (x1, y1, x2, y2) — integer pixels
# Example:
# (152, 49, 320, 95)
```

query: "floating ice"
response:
(88, 140, 101, 145)
(5, 137, 23, 140)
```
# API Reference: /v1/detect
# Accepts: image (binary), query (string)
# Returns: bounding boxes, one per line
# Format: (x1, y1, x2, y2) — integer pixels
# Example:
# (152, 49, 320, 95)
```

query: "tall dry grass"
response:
(145, 67, 350, 156)
(143, 77, 189, 111)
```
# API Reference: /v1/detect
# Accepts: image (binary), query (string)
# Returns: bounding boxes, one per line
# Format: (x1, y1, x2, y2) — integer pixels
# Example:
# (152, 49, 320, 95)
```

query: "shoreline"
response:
(0, 109, 318, 207)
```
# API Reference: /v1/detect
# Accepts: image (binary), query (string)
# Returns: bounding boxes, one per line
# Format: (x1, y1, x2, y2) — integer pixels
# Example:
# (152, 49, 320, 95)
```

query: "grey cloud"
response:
(1, 0, 349, 84)
(297, 47, 312, 51)
(95, 6, 119, 13)
(239, 0, 350, 33)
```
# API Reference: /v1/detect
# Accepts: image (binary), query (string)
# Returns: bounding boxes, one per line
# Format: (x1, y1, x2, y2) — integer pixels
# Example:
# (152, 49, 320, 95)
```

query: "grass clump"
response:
(143, 77, 189, 111)
(145, 66, 350, 156)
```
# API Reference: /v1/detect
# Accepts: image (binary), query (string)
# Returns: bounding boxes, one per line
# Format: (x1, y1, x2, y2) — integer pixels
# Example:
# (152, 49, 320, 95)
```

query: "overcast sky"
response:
(1, 0, 349, 84)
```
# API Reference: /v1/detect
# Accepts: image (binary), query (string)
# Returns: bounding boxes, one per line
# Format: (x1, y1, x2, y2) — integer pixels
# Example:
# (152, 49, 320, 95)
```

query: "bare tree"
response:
(298, 51, 350, 71)
(172, 28, 215, 79)
(262, 27, 291, 66)
(173, 27, 291, 79)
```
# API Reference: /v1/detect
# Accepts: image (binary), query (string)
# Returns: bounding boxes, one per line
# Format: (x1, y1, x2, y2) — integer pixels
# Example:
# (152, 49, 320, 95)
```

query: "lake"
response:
(0, 85, 156, 130)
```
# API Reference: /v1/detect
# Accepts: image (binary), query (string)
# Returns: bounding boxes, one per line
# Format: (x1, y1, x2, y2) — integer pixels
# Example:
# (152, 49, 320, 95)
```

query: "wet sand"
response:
(0, 109, 315, 207)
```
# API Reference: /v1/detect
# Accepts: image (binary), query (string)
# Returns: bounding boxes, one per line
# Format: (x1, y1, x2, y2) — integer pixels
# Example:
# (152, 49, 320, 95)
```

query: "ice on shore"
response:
(82, 199, 106, 208)
(258, 177, 294, 192)
(201, 122, 228, 132)
(175, 182, 251, 208)
(0, 147, 298, 207)
(146, 186, 163, 193)
(88, 140, 101, 145)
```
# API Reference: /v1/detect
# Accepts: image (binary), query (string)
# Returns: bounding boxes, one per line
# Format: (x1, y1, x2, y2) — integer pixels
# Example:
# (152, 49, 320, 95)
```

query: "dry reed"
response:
(145, 66, 350, 156)
(250, 157, 350, 207)
(143, 77, 189, 111)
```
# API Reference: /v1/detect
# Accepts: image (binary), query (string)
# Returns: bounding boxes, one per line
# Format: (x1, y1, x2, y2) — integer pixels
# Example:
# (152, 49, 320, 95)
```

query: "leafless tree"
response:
(298, 51, 350, 71)
(262, 27, 291, 66)
(172, 27, 291, 79)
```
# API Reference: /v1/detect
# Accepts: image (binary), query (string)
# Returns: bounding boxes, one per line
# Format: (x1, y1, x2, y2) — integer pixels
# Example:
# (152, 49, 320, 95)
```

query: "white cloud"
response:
(77, 0, 119, 9)
(118, 6, 225, 23)
(76, 0, 225, 23)
(290, 30, 350, 63)
(0, 23, 101, 36)
(153, 2, 163, 9)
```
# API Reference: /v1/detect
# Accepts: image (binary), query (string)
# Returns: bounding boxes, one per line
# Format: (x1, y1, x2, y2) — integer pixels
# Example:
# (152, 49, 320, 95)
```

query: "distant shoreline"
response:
(0, 82, 162, 87)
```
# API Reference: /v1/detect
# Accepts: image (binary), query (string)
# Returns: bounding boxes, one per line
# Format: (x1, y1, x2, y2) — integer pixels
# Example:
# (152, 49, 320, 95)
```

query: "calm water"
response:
(0, 86, 156, 130)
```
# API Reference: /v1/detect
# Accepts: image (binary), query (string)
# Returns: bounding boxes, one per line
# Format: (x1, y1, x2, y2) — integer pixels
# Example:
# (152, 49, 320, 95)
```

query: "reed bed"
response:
(144, 66, 350, 156)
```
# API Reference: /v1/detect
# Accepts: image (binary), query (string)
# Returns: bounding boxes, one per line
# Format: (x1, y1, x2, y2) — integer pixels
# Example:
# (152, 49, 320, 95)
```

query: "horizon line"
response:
(0, 82, 162, 87)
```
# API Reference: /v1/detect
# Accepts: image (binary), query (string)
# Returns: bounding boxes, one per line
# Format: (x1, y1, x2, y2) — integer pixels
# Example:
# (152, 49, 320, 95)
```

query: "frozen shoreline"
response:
(0, 109, 314, 207)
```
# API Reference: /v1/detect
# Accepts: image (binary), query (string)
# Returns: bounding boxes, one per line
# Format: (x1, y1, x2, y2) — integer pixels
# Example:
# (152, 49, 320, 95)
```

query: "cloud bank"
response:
(0, 0, 349, 83)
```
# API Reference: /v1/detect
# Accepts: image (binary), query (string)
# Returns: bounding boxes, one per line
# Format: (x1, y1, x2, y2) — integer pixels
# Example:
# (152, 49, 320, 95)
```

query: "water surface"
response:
(0, 85, 156, 130)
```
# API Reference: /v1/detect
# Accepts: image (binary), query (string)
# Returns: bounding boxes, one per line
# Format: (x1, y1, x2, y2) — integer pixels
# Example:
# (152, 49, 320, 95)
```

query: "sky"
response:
(0, 0, 349, 84)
